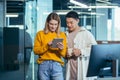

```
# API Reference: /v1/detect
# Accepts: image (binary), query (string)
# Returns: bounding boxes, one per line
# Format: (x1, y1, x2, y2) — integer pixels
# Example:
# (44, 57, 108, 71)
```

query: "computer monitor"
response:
(87, 44, 120, 77)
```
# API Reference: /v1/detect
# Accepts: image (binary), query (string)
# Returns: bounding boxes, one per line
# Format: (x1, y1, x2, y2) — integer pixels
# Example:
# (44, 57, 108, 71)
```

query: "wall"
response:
(96, 8, 108, 40)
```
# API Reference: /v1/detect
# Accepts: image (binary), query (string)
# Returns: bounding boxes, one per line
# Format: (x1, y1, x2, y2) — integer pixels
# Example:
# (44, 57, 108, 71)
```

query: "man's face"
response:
(66, 18, 79, 32)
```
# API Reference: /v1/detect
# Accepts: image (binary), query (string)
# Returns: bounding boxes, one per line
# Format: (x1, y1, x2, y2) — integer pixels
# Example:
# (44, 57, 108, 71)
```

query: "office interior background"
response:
(0, 0, 120, 80)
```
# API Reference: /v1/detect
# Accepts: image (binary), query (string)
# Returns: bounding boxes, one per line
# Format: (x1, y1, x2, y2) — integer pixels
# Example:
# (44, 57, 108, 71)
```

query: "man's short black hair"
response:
(66, 11, 79, 19)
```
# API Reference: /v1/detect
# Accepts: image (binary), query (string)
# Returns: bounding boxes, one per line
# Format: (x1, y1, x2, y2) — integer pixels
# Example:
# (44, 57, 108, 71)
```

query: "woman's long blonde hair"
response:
(44, 12, 61, 36)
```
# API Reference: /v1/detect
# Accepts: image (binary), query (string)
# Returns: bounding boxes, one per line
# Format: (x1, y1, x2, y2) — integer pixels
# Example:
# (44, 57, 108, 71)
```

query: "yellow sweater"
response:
(33, 31, 67, 66)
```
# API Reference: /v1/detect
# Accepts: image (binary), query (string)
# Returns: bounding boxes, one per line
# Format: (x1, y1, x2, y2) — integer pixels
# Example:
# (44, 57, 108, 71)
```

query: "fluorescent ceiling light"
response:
(8, 25, 24, 29)
(54, 10, 104, 16)
(70, 0, 88, 8)
(68, 5, 119, 9)
(56, 12, 68, 15)
(97, 0, 109, 3)
(6, 14, 19, 17)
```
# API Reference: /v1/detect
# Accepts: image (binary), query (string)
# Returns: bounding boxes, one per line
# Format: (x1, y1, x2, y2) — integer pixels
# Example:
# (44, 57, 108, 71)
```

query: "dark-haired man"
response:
(65, 11, 97, 80)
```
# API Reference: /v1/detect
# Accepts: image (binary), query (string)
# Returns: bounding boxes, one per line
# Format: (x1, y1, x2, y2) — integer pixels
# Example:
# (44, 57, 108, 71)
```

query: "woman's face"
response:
(48, 19, 58, 32)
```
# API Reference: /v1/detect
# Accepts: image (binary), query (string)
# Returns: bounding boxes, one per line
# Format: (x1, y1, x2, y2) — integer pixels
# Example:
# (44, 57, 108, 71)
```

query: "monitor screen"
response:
(87, 44, 120, 77)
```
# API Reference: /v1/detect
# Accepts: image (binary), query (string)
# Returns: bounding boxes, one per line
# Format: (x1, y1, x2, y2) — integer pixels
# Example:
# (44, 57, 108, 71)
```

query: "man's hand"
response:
(72, 48, 81, 57)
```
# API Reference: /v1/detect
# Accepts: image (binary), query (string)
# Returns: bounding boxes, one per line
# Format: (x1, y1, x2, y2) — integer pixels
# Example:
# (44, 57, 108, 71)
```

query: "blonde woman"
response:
(33, 12, 67, 80)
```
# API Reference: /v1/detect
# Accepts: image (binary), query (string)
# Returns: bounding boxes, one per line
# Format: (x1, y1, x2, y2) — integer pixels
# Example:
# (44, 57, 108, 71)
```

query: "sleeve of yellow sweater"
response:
(33, 31, 48, 55)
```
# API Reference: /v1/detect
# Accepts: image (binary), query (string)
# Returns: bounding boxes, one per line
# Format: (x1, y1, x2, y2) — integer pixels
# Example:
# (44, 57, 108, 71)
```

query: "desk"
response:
(97, 77, 120, 80)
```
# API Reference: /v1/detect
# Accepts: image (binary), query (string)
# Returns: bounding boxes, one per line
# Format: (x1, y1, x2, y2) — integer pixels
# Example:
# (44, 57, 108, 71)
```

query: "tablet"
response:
(51, 38, 63, 48)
